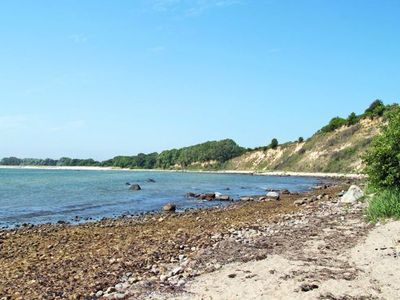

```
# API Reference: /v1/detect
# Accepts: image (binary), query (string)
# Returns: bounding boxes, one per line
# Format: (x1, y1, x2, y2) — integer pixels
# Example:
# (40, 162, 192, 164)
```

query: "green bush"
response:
(364, 99, 386, 119)
(363, 106, 400, 189)
(365, 189, 400, 223)
(346, 112, 359, 125)
(298, 137, 304, 143)
(269, 138, 278, 149)
(320, 117, 347, 133)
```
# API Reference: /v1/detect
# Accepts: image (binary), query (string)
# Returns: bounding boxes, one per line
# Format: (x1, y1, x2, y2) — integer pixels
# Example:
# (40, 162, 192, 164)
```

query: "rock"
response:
(160, 274, 168, 282)
(177, 279, 186, 287)
(341, 185, 364, 204)
(125, 182, 131, 186)
(162, 203, 176, 212)
(146, 178, 156, 183)
(186, 192, 197, 198)
(266, 191, 280, 200)
(281, 189, 290, 194)
(337, 190, 345, 197)
(240, 196, 254, 201)
(171, 266, 183, 276)
(199, 193, 215, 200)
(294, 199, 306, 206)
(129, 184, 141, 191)
(228, 273, 237, 278)
(299, 283, 319, 292)
(95, 291, 103, 297)
(216, 194, 231, 201)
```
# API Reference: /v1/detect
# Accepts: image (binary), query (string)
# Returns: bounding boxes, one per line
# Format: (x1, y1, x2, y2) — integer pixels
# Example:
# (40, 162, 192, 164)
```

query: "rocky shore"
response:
(1, 179, 393, 300)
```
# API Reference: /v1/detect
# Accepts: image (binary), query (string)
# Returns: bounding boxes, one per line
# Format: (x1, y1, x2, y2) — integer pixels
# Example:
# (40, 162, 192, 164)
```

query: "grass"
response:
(365, 189, 400, 223)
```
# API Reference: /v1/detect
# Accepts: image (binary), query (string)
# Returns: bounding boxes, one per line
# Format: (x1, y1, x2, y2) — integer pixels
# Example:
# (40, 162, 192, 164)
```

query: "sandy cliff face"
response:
(225, 118, 381, 173)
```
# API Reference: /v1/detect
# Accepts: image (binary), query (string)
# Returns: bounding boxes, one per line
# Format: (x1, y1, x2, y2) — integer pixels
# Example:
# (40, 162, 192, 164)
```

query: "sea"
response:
(0, 168, 320, 228)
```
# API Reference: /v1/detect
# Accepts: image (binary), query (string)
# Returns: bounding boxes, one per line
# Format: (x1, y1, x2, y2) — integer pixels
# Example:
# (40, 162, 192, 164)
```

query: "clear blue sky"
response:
(1, 0, 399, 160)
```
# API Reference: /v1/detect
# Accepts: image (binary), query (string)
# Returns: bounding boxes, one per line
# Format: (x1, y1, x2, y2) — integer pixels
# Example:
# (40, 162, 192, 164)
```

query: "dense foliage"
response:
(363, 106, 400, 189)
(0, 157, 100, 166)
(104, 139, 245, 169)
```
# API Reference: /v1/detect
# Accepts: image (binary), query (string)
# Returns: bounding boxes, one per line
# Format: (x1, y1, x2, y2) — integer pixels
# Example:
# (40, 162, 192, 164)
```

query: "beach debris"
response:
(129, 184, 141, 191)
(340, 185, 364, 204)
(163, 203, 176, 212)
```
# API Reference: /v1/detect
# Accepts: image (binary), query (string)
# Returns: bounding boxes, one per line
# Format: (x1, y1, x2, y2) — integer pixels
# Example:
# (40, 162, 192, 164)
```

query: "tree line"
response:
(1, 139, 245, 169)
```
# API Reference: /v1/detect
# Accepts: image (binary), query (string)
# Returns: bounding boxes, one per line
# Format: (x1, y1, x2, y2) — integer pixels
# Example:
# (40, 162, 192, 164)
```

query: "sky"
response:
(1, 0, 399, 160)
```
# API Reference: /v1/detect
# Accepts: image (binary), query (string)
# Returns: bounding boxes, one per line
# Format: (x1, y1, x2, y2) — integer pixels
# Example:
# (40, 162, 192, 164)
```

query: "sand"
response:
(168, 220, 400, 300)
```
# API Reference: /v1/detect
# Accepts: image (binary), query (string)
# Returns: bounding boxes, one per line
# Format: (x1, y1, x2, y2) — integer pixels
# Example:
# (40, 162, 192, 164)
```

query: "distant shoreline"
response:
(0, 165, 365, 179)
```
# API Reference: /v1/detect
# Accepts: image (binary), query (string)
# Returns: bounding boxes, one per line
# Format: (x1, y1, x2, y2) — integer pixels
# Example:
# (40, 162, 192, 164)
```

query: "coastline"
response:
(3, 180, 395, 300)
(0, 182, 351, 298)
(0, 165, 366, 179)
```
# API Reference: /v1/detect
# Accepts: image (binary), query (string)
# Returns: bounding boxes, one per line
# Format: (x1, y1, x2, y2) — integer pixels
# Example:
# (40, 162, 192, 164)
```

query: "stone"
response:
(266, 191, 280, 200)
(300, 283, 319, 292)
(216, 195, 231, 201)
(160, 274, 168, 282)
(129, 184, 141, 191)
(294, 199, 306, 206)
(163, 203, 176, 212)
(146, 178, 156, 183)
(341, 185, 364, 204)
(171, 266, 183, 276)
(95, 291, 103, 297)
(240, 196, 254, 201)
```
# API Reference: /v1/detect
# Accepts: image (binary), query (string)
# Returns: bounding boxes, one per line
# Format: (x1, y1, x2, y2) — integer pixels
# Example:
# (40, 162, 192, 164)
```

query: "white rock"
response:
(341, 185, 364, 204)
(266, 191, 280, 200)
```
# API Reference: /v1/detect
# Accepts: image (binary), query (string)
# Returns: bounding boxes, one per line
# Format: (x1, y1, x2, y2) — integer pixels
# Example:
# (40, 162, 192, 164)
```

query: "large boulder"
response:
(129, 184, 141, 191)
(163, 203, 176, 212)
(266, 191, 280, 200)
(341, 185, 364, 204)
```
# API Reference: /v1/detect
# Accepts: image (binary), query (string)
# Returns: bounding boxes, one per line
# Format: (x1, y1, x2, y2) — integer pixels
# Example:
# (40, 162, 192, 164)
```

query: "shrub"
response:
(365, 189, 400, 223)
(269, 138, 278, 149)
(298, 137, 304, 143)
(363, 106, 400, 189)
(346, 112, 359, 126)
(320, 117, 347, 133)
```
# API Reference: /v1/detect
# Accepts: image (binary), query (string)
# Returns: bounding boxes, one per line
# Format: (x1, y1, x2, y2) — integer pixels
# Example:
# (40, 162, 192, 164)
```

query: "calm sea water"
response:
(0, 168, 319, 228)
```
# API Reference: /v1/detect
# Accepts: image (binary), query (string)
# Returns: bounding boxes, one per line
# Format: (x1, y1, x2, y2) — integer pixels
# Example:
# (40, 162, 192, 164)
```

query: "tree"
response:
(298, 137, 304, 143)
(364, 106, 400, 189)
(347, 112, 358, 126)
(269, 138, 278, 149)
(364, 99, 385, 119)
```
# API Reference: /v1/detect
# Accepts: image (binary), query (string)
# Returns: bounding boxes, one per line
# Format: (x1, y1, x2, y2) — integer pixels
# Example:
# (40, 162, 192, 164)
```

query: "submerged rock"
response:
(129, 184, 141, 191)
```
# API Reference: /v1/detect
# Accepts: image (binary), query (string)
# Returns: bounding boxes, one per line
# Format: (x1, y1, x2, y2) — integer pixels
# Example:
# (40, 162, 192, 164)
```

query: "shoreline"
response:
(0, 182, 350, 298)
(0, 165, 365, 179)
(3, 181, 393, 300)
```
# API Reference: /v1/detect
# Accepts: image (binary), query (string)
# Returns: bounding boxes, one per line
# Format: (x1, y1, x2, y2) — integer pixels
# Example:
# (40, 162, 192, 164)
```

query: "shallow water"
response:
(0, 168, 319, 227)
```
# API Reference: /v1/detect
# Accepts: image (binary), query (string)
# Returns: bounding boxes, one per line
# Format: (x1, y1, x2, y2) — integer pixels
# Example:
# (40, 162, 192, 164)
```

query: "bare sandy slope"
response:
(169, 220, 400, 300)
